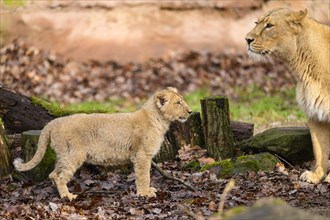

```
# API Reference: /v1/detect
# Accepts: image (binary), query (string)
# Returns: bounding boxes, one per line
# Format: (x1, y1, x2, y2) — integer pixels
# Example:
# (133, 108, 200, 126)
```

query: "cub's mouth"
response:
(178, 116, 189, 123)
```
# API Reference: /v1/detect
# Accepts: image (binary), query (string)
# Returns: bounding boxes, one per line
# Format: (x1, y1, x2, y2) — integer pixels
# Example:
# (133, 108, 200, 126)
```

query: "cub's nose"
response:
(188, 109, 192, 114)
(245, 37, 254, 45)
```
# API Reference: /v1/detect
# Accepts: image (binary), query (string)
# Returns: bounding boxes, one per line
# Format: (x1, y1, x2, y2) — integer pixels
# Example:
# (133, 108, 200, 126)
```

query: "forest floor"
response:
(0, 153, 329, 219)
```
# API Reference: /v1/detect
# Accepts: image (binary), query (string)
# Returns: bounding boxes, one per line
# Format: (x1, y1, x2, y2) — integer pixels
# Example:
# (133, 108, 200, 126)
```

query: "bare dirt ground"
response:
(1, 0, 328, 63)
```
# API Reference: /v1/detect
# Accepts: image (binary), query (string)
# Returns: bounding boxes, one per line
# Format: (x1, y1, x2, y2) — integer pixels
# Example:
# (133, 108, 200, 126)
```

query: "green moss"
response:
(30, 96, 115, 117)
(3, 0, 25, 8)
(30, 96, 68, 117)
(201, 153, 278, 179)
(201, 159, 234, 178)
(183, 161, 201, 171)
(224, 206, 247, 217)
(200, 161, 227, 171)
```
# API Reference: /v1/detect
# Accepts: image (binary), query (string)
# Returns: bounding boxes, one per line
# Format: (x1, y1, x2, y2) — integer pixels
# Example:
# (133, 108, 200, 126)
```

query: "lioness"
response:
(245, 8, 330, 183)
(14, 87, 192, 200)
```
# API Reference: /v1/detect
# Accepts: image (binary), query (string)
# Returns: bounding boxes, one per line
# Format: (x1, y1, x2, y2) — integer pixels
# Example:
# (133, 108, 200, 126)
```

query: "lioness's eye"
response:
(265, 23, 274, 29)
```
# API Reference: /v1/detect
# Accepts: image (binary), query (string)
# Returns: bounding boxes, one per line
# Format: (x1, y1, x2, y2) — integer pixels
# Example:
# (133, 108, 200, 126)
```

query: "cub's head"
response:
(154, 87, 192, 123)
(245, 8, 307, 61)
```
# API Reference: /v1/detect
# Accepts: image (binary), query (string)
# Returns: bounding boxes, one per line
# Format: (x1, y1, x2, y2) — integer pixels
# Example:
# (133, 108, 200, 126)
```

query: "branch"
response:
(218, 179, 235, 214)
(151, 160, 197, 191)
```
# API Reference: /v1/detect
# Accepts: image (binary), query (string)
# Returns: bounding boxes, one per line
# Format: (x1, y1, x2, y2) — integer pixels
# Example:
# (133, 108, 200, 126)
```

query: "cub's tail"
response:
(14, 124, 51, 171)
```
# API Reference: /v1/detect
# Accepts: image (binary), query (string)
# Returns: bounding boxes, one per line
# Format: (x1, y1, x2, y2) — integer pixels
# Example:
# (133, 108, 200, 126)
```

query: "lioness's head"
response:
(154, 87, 192, 123)
(245, 8, 307, 61)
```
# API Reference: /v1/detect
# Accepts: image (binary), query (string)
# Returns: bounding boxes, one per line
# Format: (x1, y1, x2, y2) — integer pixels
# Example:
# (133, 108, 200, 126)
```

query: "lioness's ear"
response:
(288, 9, 307, 32)
(155, 92, 169, 109)
(290, 9, 307, 22)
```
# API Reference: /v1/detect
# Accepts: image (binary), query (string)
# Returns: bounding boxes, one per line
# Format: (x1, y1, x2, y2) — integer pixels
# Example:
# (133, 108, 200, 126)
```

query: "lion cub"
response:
(14, 87, 191, 200)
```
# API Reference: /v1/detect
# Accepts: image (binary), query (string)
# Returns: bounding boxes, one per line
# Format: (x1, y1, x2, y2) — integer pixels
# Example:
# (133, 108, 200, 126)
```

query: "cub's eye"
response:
(254, 21, 258, 25)
(265, 23, 274, 29)
(176, 101, 181, 105)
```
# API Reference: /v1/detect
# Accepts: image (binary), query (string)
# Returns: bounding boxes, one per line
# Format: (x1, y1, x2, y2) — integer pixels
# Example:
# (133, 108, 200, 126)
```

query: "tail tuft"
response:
(13, 158, 25, 171)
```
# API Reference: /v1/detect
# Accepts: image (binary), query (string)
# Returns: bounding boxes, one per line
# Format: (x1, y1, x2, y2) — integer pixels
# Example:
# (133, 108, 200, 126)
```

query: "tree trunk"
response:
(20, 130, 55, 182)
(154, 112, 205, 162)
(0, 87, 55, 134)
(201, 96, 234, 160)
(0, 124, 10, 178)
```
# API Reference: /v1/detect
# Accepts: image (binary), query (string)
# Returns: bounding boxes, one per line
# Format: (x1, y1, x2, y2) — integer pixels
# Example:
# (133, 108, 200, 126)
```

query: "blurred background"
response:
(1, 0, 329, 131)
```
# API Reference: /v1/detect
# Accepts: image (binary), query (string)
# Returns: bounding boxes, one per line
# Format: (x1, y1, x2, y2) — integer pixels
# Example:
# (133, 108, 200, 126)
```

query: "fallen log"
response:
(0, 87, 55, 134)
(230, 121, 254, 143)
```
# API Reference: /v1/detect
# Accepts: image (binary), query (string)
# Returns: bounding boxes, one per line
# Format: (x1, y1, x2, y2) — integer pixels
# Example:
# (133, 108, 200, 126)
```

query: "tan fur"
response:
(14, 87, 191, 200)
(246, 8, 330, 184)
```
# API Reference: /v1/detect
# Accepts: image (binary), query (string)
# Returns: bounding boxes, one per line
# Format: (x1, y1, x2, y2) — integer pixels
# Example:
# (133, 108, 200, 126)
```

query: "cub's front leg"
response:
(131, 152, 157, 197)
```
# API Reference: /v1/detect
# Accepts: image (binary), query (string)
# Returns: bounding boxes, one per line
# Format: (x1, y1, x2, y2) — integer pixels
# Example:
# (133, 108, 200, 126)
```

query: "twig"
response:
(218, 179, 235, 214)
(274, 154, 294, 168)
(177, 204, 200, 219)
(151, 160, 197, 191)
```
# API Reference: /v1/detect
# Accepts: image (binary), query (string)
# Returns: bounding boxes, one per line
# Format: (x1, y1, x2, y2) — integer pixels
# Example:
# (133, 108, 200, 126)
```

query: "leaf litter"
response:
(1, 147, 329, 219)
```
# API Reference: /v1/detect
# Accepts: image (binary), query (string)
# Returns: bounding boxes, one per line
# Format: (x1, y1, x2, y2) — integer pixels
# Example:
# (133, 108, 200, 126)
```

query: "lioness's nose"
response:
(245, 37, 254, 45)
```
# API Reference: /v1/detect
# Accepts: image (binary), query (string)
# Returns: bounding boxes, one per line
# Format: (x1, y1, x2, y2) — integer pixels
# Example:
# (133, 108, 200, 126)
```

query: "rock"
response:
(239, 127, 313, 165)
(210, 197, 328, 220)
(201, 152, 278, 179)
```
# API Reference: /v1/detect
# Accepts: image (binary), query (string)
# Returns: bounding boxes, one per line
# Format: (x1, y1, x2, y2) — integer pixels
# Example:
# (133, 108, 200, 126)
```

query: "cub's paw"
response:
(324, 174, 330, 183)
(137, 187, 157, 197)
(300, 170, 322, 184)
(61, 193, 78, 201)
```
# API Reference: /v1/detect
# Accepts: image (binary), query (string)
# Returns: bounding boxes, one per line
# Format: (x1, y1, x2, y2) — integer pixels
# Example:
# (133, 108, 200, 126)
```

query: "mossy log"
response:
(230, 121, 254, 143)
(201, 96, 234, 160)
(154, 112, 204, 162)
(0, 87, 55, 134)
(20, 130, 55, 182)
(213, 197, 328, 220)
(201, 152, 279, 179)
(0, 124, 10, 178)
(240, 127, 313, 164)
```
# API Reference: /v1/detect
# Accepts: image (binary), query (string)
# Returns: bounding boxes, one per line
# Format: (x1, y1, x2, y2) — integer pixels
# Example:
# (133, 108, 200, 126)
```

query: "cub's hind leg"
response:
(300, 120, 330, 183)
(51, 148, 86, 201)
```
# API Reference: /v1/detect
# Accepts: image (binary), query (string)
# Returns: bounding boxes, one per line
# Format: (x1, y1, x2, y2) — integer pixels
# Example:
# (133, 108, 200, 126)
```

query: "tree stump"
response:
(201, 96, 234, 160)
(0, 124, 10, 178)
(20, 130, 55, 182)
(154, 112, 205, 162)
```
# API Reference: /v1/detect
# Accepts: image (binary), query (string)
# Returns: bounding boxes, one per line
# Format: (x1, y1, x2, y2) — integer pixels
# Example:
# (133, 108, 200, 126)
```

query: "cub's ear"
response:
(166, 87, 178, 93)
(155, 92, 169, 109)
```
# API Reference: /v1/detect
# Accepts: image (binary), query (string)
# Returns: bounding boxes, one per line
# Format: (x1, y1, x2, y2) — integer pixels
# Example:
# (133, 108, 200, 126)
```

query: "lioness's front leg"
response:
(132, 152, 157, 197)
(300, 120, 330, 183)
